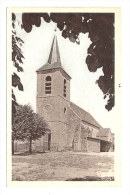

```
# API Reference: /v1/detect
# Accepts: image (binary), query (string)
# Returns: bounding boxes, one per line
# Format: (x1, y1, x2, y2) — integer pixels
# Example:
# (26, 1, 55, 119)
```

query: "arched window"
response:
(63, 79, 66, 97)
(45, 76, 51, 94)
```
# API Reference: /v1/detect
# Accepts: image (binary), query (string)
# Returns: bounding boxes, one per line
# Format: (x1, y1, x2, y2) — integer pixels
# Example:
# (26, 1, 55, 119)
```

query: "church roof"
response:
(48, 35, 61, 65)
(70, 102, 102, 129)
(36, 62, 61, 72)
(97, 128, 111, 137)
(36, 35, 71, 79)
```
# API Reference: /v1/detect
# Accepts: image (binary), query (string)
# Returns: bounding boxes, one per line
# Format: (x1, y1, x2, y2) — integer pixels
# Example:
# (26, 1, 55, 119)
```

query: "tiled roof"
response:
(36, 35, 71, 79)
(48, 35, 61, 65)
(70, 102, 102, 128)
(36, 62, 71, 79)
(36, 62, 61, 72)
(97, 128, 110, 137)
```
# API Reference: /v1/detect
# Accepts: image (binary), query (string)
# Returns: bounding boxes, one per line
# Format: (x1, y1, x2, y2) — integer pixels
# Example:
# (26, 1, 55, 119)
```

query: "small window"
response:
(45, 76, 51, 94)
(64, 107, 66, 113)
(63, 79, 66, 97)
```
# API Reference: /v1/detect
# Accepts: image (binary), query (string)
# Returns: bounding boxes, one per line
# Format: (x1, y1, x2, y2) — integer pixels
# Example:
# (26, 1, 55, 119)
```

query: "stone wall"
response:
(66, 107, 81, 151)
(82, 121, 99, 139)
(87, 137, 100, 152)
(37, 95, 70, 123)
(37, 95, 61, 121)
(48, 121, 67, 151)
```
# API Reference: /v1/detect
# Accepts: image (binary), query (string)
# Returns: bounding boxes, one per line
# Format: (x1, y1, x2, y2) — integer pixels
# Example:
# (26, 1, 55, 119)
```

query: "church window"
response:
(63, 79, 66, 97)
(45, 76, 51, 94)
(64, 107, 66, 113)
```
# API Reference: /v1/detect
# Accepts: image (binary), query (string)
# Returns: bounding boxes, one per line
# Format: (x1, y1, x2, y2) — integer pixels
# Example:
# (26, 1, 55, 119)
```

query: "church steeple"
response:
(48, 35, 61, 65)
(36, 33, 71, 80)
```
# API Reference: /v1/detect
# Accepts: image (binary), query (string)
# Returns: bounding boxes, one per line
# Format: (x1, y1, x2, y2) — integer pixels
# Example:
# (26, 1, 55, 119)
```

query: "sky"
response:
(12, 13, 118, 133)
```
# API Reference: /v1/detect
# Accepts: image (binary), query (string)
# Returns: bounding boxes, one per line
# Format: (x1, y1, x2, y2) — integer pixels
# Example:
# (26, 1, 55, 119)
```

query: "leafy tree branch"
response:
(12, 104, 50, 154)
(12, 13, 24, 114)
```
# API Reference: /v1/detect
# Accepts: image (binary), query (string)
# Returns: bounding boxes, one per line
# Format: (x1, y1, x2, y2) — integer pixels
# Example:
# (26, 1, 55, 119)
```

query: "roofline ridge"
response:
(70, 101, 90, 114)
(70, 101, 102, 128)
(69, 106, 82, 120)
(48, 36, 55, 64)
(82, 120, 100, 129)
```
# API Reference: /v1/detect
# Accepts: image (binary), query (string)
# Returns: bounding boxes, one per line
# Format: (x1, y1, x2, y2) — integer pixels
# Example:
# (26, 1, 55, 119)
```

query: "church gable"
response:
(82, 121, 99, 139)
(97, 128, 112, 142)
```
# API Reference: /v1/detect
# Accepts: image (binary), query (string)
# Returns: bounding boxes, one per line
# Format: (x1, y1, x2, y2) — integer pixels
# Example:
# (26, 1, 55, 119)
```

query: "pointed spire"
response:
(48, 35, 61, 65)
(36, 32, 71, 79)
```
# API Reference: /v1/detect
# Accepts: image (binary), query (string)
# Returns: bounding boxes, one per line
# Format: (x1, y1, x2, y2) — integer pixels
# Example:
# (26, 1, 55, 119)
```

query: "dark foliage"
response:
(22, 13, 50, 33)
(21, 12, 115, 111)
(66, 176, 114, 181)
(12, 13, 24, 114)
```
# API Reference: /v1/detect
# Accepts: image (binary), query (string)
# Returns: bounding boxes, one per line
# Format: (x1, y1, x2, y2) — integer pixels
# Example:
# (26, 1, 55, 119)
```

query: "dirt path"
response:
(12, 151, 114, 181)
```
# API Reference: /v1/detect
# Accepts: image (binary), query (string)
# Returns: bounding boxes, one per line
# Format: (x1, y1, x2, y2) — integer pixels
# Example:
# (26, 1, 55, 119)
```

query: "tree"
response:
(21, 13, 114, 111)
(12, 13, 24, 114)
(12, 105, 49, 154)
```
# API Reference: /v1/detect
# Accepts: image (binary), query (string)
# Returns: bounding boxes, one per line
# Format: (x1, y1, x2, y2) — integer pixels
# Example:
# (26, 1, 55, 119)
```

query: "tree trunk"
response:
(12, 140, 14, 155)
(29, 138, 32, 154)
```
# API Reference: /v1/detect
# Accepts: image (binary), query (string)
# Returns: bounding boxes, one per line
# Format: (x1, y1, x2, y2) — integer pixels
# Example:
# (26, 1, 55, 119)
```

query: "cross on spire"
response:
(54, 25, 57, 32)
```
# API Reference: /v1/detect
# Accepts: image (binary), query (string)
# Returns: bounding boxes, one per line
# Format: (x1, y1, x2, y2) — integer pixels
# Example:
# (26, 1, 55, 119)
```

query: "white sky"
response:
(13, 13, 117, 133)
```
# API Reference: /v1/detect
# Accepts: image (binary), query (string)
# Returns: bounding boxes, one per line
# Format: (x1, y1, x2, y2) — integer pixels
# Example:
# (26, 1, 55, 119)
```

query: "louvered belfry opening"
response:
(45, 76, 51, 94)
(64, 79, 66, 97)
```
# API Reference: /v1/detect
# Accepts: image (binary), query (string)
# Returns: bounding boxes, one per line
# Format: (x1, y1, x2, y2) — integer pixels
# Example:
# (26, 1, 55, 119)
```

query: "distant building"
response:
(111, 133, 115, 152)
(35, 35, 113, 153)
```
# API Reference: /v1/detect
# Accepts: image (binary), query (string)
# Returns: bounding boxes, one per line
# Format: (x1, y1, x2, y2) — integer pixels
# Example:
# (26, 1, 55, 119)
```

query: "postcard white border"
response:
(7, 6, 121, 188)
(0, 0, 130, 194)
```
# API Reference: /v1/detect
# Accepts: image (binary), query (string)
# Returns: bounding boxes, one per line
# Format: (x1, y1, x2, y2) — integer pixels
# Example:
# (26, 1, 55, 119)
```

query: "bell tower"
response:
(36, 34, 71, 151)
(36, 35, 71, 99)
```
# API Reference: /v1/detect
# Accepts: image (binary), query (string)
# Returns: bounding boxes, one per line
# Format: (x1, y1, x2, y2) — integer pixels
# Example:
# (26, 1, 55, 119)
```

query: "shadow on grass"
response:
(66, 176, 114, 181)
(13, 151, 46, 156)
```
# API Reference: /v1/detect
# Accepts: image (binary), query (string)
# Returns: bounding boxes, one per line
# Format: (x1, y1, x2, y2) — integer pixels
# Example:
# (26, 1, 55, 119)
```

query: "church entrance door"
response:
(48, 133, 51, 150)
(43, 133, 51, 151)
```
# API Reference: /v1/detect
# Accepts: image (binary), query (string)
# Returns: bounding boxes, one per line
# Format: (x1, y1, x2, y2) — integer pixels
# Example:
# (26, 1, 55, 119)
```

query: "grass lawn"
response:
(12, 151, 114, 181)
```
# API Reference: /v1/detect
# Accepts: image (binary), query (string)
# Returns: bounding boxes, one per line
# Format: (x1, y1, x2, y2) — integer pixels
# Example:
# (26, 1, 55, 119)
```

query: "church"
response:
(35, 34, 113, 153)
